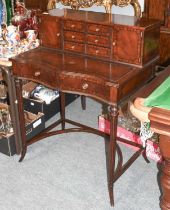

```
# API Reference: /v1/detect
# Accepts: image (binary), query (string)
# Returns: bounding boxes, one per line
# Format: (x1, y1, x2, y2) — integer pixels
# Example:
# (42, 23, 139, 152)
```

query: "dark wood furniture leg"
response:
(60, 92, 66, 130)
(159, 134, 170, 210)
(81, 96, 86, 110)
(108, 105, 118, 206)
(15, 79, 27, 162)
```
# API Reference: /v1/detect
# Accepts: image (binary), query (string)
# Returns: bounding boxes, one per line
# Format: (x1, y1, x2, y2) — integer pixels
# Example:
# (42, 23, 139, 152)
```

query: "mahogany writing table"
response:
(11, 46, 156, 206)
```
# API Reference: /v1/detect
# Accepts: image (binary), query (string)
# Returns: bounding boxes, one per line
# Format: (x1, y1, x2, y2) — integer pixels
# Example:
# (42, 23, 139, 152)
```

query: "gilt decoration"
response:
(48, 0, 141, 17)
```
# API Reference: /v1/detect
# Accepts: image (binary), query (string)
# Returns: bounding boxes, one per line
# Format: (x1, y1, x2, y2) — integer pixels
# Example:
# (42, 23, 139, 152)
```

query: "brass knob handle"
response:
(96, 50, 99, 54)
(71, 45, 75, 49)
(95, 39, 98, 43)
(96, 28, 100, 32)
(57, 33, 60, 37)
(112, 42, 116, 46)
(82, 83, 89, 90)
(34, 71, 41, 77)
(71, 35, 75, 39)
(71, 24, 75, 28)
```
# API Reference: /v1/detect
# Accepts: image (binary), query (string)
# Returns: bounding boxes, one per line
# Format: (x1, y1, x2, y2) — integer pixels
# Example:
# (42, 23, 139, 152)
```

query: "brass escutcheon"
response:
(34, 71, 41, 77)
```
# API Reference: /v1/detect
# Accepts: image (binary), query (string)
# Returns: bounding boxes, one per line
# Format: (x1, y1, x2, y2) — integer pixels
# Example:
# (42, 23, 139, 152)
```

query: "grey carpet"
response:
(0, 97, 161, 210)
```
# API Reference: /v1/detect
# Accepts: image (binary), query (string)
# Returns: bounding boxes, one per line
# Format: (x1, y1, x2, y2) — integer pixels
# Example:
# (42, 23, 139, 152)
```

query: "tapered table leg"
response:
(15, 79, 27, 162)
(159, 135, 170, 210)
(108, 105, 118, 206)
(60, 92, 66, 130)
(81, 96, 86, 110)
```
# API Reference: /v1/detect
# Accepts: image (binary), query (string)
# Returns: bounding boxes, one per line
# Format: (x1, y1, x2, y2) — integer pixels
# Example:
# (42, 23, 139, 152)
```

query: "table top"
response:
(48, 8, 160, 28)
(11, 47, 154, 105)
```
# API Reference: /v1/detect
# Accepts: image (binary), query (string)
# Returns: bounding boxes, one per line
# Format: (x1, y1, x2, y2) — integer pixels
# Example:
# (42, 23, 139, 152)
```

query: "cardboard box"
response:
(0, 104, 45, 156)
(98, 115, 162, 162)
(23, 94, 78, 121)
(22, 82, 79, 121)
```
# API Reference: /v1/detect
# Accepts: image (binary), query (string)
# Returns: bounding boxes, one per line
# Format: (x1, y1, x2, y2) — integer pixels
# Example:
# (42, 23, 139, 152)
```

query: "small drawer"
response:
(60, 75, 110, 101)
(86, 45, 111, 58)
(87, 34, 110, 47)
(64, 31, 85, 43)
(64, 41, 85, 53)
(64, 20, 85, 32)
(87, 23, 111, 36)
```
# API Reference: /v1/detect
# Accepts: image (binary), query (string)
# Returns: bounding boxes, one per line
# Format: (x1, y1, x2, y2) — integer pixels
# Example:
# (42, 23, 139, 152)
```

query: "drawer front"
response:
(86, 45, 111, 58)
(87, 34, 110, 47)
(64, 41, 85, 53)
(31, 68, 56, 87)
(13, 63, 57, 88)
(60, 75, 110, 101)
(87, 23, 111, 36)
(64, 31, 85, 43)
(64, 20, 85, 32)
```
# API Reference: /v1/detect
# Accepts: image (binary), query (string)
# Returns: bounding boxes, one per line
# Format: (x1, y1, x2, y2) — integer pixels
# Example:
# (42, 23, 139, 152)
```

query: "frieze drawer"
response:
(59, 75, 110, 102)
(12, 62, 57, 88)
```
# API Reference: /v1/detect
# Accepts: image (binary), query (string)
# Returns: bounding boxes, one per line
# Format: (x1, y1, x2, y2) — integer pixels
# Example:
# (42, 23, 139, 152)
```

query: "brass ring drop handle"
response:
(34, 71, 41, 77)
(82, 83, 89, 90)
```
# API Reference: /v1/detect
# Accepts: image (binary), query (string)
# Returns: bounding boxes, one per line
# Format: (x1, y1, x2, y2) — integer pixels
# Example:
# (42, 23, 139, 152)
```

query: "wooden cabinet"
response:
(160, 28, 170, 64)
(143, 0, 168, 22)
(38, 9, 161, 67)
(143, 0, 170, 65)
(143, 0, 170, 25)
(24, 0, 48, 11)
